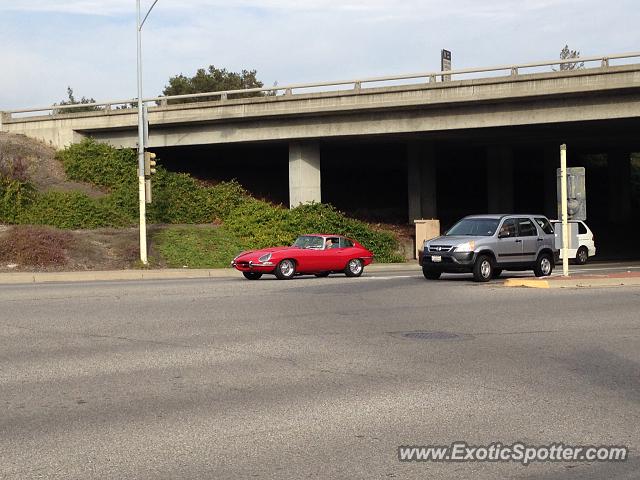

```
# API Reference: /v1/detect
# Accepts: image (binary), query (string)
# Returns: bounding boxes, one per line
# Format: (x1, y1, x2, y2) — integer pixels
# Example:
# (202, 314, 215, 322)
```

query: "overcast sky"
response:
(0, 0, 637, 110)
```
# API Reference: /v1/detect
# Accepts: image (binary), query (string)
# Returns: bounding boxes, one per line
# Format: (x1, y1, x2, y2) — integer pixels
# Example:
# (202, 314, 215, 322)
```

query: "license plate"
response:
(432, 255, 442, 262)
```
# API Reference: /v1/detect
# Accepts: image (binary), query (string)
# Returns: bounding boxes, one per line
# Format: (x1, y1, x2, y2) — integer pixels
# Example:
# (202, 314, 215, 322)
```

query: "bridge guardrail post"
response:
(601, 57, 610, 68)
(428, 75, 437, 84)
(160, 98, 168, 107)
(220, 92, 228, 101)
(0, 111, 9, 130)
(511, 67, 518, 76)
(285, 88, 293, 96)
(354, 81, 362, 92)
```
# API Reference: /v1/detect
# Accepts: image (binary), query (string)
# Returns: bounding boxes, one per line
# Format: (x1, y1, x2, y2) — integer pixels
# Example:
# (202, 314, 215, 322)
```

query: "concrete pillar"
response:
(543, 146, 558, 219)
(407, 142, 437, 222)
(608, 150, 631, 223)
(487, 146, 514, 213)
(289, 141, 321, 208)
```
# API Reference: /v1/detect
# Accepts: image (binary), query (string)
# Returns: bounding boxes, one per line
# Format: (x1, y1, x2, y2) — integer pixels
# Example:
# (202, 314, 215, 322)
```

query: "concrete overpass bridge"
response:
(2, 52, 640, 245)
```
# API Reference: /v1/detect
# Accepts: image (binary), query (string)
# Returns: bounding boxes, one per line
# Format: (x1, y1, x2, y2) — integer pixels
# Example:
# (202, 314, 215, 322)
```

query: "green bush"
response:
(153, 226, 245, 268)
(2, 138, 403, 263)
(0, 179, 35, 223)
(20, 191, 130, 229)
(58, 139, 137, 189)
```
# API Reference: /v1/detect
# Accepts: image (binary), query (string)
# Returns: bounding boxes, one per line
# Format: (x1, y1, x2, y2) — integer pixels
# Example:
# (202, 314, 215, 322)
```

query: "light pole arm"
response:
(139, 0, 160, 30)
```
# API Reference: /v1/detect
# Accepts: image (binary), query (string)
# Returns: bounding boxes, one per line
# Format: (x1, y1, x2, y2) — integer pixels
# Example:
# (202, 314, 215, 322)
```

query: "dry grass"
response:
(0, 226, 74, 267)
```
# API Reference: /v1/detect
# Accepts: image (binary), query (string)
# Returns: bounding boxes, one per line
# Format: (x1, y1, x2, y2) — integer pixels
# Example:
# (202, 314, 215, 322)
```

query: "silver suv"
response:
(422, 214, 558, 282)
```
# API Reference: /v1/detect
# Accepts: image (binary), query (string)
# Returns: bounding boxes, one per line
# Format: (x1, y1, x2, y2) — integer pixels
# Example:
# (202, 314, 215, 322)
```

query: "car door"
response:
(516, 217, 540, 263)
(329, 237, 356, 270)
(315, 236, 342, 271)
(494, 218, 521, 264)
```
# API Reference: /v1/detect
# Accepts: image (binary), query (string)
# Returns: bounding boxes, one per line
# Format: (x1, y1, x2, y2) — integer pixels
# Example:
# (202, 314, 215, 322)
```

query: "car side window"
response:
(534, 217, 554, 235)
(499, 219, 517, 237)
(339, 238, 354, 248)
(325, 237, 340, 249)
(517, 218, 538, 237)
(578, 222, 588, 235)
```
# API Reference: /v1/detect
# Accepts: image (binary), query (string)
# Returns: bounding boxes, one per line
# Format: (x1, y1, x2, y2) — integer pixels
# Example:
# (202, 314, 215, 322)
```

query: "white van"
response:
(551, 220, 596, 265)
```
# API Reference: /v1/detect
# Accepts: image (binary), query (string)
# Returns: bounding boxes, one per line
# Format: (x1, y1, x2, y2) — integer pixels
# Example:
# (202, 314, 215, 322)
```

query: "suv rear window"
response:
(534, 217, 554, 235)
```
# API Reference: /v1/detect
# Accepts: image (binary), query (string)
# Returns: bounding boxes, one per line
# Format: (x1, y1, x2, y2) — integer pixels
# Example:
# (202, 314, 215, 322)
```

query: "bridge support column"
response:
(407, 142, 437, 223)
(608, 150, 631, 224)
(543, 146, 558, 218)
(289, 141, 321, 208)
(487, 146, 514, 213)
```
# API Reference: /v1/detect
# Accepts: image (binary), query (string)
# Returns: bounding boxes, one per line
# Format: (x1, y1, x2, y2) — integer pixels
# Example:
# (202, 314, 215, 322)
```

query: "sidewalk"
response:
(503, 271, 640, 289)
(0, 262, 419, 285)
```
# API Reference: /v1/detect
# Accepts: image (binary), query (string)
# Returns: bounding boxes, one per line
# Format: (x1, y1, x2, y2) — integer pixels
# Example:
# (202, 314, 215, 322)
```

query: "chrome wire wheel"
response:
(345, 258, 364, 277)
(280, 260, 294, 276)
(275, 259, 296, 280)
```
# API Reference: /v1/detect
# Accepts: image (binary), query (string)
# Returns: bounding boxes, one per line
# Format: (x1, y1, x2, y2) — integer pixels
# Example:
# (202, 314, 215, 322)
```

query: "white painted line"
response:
(570, 266, 640, 273)
(364, 275, 414, 280)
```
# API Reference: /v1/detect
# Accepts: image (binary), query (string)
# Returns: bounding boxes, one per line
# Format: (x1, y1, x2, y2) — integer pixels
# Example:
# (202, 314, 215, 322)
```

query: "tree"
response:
(161, 66, 265, 104)
(553, 45, 585, 71)
(54, 87, 101, 114)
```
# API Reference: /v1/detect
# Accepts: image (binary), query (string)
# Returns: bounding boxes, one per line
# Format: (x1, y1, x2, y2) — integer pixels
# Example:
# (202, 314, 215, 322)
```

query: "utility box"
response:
(414, 219, 440, 260)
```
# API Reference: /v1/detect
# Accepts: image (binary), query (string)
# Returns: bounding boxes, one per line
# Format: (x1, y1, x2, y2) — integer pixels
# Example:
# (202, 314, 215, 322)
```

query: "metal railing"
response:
(3, 51, 640, 118)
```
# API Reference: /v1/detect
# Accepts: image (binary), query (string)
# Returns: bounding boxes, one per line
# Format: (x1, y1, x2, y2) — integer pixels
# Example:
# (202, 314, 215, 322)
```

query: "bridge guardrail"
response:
(3, 51, 640, 119)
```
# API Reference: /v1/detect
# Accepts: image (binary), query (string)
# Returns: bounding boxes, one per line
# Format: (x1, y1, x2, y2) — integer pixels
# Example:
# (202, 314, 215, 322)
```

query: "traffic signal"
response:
(144, 151, 157, 176)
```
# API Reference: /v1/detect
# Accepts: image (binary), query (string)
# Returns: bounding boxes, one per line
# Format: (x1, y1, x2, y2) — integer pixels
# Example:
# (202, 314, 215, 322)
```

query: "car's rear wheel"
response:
(275, 259, 296, 280)
(422, 267, 441, 280)
(315, 272, 330, 278)
(492, 268, 503, 278)
(242, 272, 263, 280)
(344, 259, 364, 277)
(534, 253, 554, 277)
(473, 255, 493, 282)
(576, 246, 589, 265)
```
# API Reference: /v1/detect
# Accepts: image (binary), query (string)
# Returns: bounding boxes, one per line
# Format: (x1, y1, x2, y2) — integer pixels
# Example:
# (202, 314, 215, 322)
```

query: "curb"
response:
(0, 263, 417, 285)
(503, 277, 640, 289)
(503, 279, 550, 288)
(0, 269, 238, 285)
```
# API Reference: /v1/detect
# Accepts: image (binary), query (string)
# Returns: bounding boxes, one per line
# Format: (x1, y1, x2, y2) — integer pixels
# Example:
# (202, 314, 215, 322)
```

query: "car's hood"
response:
(236, 246, 296, 259)
(427, 235, 481, 246)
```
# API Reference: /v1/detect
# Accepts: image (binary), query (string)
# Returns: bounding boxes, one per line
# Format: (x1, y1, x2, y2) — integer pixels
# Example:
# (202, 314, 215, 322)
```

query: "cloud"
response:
(0, 0, 638, 110)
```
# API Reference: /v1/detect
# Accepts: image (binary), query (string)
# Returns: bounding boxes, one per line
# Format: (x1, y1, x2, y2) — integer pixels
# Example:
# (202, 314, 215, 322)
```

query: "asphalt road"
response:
(1, 272, 639, 479)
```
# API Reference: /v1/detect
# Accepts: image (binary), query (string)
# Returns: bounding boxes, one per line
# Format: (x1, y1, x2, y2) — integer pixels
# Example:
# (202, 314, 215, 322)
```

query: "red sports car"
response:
(231, 234, 374, 280)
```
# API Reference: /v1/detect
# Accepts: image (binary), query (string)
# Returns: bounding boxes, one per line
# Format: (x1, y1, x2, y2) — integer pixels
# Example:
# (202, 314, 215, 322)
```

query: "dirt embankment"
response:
(0, 132, 104, 197)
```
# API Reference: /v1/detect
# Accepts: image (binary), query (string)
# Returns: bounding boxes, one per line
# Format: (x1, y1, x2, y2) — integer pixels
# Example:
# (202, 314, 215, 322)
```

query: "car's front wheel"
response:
(534, 253, 554, 277)
(576, 246, 589, 265)
(344, 258, 364, 277)
(473, 255, 493, 282)
(242, 272, 263, 280)
(275, 259, 296, 280)
(422, 267, 441, 280)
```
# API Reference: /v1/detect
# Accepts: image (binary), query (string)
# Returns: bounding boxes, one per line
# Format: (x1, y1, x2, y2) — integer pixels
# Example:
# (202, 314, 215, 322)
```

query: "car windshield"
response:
(292, 235, 324, 249)
(446, 218, 499, 236)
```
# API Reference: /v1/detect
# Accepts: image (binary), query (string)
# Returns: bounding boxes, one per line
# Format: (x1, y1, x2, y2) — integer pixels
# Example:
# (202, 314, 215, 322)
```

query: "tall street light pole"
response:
(136, 0, 159, 265)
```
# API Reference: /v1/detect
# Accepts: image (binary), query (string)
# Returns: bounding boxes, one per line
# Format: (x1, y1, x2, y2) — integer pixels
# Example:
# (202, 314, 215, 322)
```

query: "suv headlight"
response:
(258, 253, 272, 263)
(455, 241, 476, 253)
